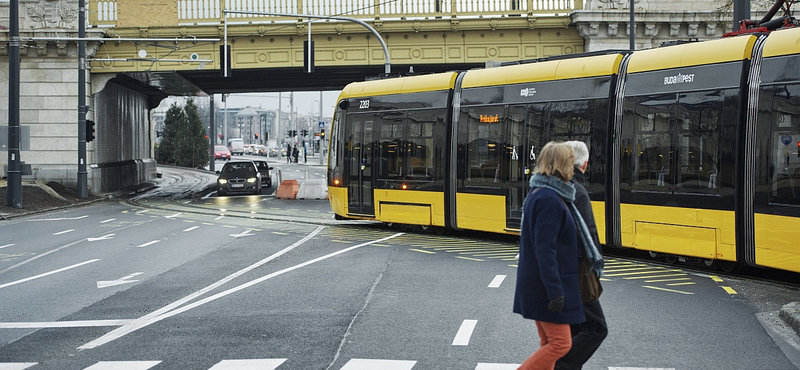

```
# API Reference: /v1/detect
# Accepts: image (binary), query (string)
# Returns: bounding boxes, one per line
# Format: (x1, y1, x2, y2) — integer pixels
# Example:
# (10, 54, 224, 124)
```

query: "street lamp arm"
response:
(223, 10, 391, 75)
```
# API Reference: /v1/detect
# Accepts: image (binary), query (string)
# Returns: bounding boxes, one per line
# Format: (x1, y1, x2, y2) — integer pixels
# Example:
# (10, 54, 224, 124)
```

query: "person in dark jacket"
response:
(514, 142, 585, 370)
(555, 141, 608, 370)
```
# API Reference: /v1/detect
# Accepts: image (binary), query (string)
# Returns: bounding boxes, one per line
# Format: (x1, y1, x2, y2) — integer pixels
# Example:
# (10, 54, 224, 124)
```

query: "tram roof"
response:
(762, 27, 800, 58)
(627, 35, 758, 73)
(460, 53, 625, 89)
(339, 72, 459, 99)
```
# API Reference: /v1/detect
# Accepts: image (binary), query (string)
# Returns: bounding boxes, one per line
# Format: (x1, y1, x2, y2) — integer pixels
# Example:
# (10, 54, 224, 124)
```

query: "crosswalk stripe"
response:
(475, 363, 520, 370)
(0, 364, 38, 370)
(208, 359, 287, 369)
(83, 361, 161, 370)
(339, 359, 417, 370)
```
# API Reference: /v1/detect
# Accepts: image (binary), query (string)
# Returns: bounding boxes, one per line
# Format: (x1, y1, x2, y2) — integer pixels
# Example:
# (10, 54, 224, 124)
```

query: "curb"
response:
(780, 302, 800, 338)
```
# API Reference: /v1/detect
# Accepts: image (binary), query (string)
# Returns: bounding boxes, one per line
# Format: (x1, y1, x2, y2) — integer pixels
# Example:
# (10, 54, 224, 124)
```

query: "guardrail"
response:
(89, 0, 582, 27)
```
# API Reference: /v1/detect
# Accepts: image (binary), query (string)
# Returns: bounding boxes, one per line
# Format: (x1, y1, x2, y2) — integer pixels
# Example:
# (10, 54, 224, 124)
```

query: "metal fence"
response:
(90, 0, 582, 26)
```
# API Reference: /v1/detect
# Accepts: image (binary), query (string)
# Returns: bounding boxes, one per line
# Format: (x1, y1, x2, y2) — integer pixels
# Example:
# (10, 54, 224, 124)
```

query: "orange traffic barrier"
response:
(276, 179, 299, 199)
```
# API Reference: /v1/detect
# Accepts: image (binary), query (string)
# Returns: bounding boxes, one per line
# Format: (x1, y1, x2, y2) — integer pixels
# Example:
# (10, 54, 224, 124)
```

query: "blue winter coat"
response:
(513, 187, 586, 325)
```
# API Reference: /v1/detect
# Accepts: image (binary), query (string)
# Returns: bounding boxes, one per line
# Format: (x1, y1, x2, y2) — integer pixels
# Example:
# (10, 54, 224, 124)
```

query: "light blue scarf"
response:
(529, 174, 604, 277)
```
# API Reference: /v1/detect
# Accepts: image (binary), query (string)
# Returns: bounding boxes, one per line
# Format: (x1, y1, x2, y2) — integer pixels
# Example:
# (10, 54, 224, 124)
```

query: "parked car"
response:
(214, 145, 231, 161)
(251, 159, 273, 187)
(216, 161, 261, 196)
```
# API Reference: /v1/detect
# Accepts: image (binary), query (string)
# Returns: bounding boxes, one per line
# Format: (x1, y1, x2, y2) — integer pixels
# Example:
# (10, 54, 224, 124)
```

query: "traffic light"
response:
(219, 134, 222, 139)
(255, 133, 259, 140)
(301, 129, 308, 136)
(797, 141, 800, 157)
(86, 119, 95, 142)
(320, 129, 325, 139)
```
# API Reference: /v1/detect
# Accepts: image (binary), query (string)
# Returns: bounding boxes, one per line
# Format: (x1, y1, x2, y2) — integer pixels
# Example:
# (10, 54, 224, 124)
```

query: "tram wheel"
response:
(664, 255, 678, 265)
(719, 261, 741, 273)
(701, 258, 717, 269)
(648, 251, 659, 259)
(433, 226, 447, 235)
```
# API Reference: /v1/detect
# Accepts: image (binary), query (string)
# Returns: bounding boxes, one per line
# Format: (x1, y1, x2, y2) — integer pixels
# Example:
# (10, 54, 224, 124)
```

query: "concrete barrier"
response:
(275, 179, 299, 199)
(296, 179, 328, 200)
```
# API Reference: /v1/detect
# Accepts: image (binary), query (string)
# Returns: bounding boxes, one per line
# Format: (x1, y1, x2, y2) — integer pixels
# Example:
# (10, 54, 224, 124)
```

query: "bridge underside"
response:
(124, 62, 483, 96)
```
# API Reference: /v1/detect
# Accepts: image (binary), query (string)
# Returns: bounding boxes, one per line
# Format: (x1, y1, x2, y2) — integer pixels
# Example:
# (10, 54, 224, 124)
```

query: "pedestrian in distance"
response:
(555, 141, 608, 370)
(514, 141, 584, 370)
(292, 145, 299, 164)
(286, 143, 292, 163)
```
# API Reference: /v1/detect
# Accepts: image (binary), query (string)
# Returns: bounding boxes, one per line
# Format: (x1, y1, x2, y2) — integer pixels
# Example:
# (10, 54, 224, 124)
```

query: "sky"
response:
(217, 91, 342, 118)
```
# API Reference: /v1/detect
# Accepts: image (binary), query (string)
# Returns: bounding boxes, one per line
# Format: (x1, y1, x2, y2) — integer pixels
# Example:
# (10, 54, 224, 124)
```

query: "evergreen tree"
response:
(157, 102, 184, 165)
(175, 99, 209, 168)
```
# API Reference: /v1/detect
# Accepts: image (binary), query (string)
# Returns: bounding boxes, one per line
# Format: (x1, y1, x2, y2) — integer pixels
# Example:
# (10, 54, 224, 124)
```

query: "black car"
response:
(216, 161, 261, 196)
(252, 159, 273, 187)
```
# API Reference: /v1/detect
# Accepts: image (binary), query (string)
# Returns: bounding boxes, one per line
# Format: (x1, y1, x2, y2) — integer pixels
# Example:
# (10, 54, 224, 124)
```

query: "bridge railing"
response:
(89, 0, 582, 26)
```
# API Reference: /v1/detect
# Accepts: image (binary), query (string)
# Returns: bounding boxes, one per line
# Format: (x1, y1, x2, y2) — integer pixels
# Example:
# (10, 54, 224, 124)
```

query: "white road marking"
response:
(30, 215, 88, 222)
(164, 213, 182, 218)
(135, 210, 149, 214)
(0, 363, 38, 370)
(475, 364, 520, 370)
(214, 216, 225, 220)
(488, 274, 507, 288)
(340, 359, 417, 370)
(452, 319, 478, 346)
(0, 259, 100, 290)
(97, 272, 143, 289)
(78, 229, 403, 350)
(83, 361, 161, 370)
(183, 226, 200, 232)
(87, 234, 115, 242)
(229, 229, 253, 238)
(52, 229, 75, 235)
(99, 219, 116, 223)
(0, 244, 15, 250)
(137, 240, 160, 248)
(0, 320, 131, 328)
(208, 359, 287, 370)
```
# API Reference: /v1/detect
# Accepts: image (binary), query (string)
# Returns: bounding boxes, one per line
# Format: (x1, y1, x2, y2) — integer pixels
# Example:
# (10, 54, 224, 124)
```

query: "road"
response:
(0, 161, 798, 370)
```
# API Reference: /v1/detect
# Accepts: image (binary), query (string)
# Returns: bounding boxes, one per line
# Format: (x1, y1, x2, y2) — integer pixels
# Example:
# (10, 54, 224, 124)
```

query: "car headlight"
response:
(218, 179, 228, 184)
(247, 178, 257, 183)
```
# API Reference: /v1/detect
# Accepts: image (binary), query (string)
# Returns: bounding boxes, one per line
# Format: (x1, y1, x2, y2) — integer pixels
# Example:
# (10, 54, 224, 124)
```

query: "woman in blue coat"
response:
(514, 142, 592, 370)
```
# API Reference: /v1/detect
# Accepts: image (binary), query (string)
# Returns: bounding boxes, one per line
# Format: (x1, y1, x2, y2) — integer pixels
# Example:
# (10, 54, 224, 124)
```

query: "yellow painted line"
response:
(667, 282, 696, 286)
(183, 220, 195, 223)
(509, 264, 518, 268)
(599, 278, 612, 282)
(623, 273, 688, 280)
(272, 232, 289, 235)
(644, 277, 692, 283)
(643, 285, 694, 294)
(603, 267, 658, 273)
(722, 286, 737, 294)
(410, 248, 435, 254)
(202, 223, 214, 226)
(709, 275, 724, 282)
(456, 256, 484, 262)
(223, 225, 238, 229)
(604, 269, 683, 277)
(372, 244, 390, 247)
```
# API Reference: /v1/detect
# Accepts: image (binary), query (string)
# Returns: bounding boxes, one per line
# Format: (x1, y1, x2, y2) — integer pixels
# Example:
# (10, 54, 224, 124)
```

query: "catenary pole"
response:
(78, 0, 88, 197)
(6, 0, 21, 208)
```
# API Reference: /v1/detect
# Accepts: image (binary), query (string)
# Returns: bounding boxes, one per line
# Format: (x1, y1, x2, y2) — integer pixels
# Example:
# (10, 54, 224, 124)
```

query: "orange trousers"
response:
(517, 321, 572, 370)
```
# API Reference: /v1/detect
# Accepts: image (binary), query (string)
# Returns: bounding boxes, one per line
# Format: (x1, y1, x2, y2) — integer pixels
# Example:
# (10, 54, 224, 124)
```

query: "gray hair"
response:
(566, 141, 589, 166)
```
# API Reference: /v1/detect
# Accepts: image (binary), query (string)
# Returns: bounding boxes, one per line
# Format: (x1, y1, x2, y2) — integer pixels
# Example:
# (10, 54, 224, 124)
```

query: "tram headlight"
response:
(401, 183, 408, 190)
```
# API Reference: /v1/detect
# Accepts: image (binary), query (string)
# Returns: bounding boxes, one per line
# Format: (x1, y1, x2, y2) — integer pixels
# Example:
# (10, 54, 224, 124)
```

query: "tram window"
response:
(675, 91, 724, 193)
(406, 110, 439, 180)
(461, 106, 504, 187)
(622, 94, 674, 191)
(550, 100, 604, 185)
(762, 84, 800, 206)
(377, 112, 405, 179)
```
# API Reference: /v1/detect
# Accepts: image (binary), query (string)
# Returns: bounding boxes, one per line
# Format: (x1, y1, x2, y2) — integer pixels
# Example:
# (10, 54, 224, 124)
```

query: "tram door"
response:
(506, 105, 546, 229)
(345, 114, 376, 216)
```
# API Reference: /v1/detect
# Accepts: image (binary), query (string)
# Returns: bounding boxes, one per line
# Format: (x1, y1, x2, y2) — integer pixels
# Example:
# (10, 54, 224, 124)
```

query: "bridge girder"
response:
(90, 16, 583, 95)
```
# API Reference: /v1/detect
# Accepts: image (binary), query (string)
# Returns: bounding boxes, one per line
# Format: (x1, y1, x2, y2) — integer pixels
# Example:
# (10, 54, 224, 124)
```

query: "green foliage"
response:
(156, 99, 209, 168)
